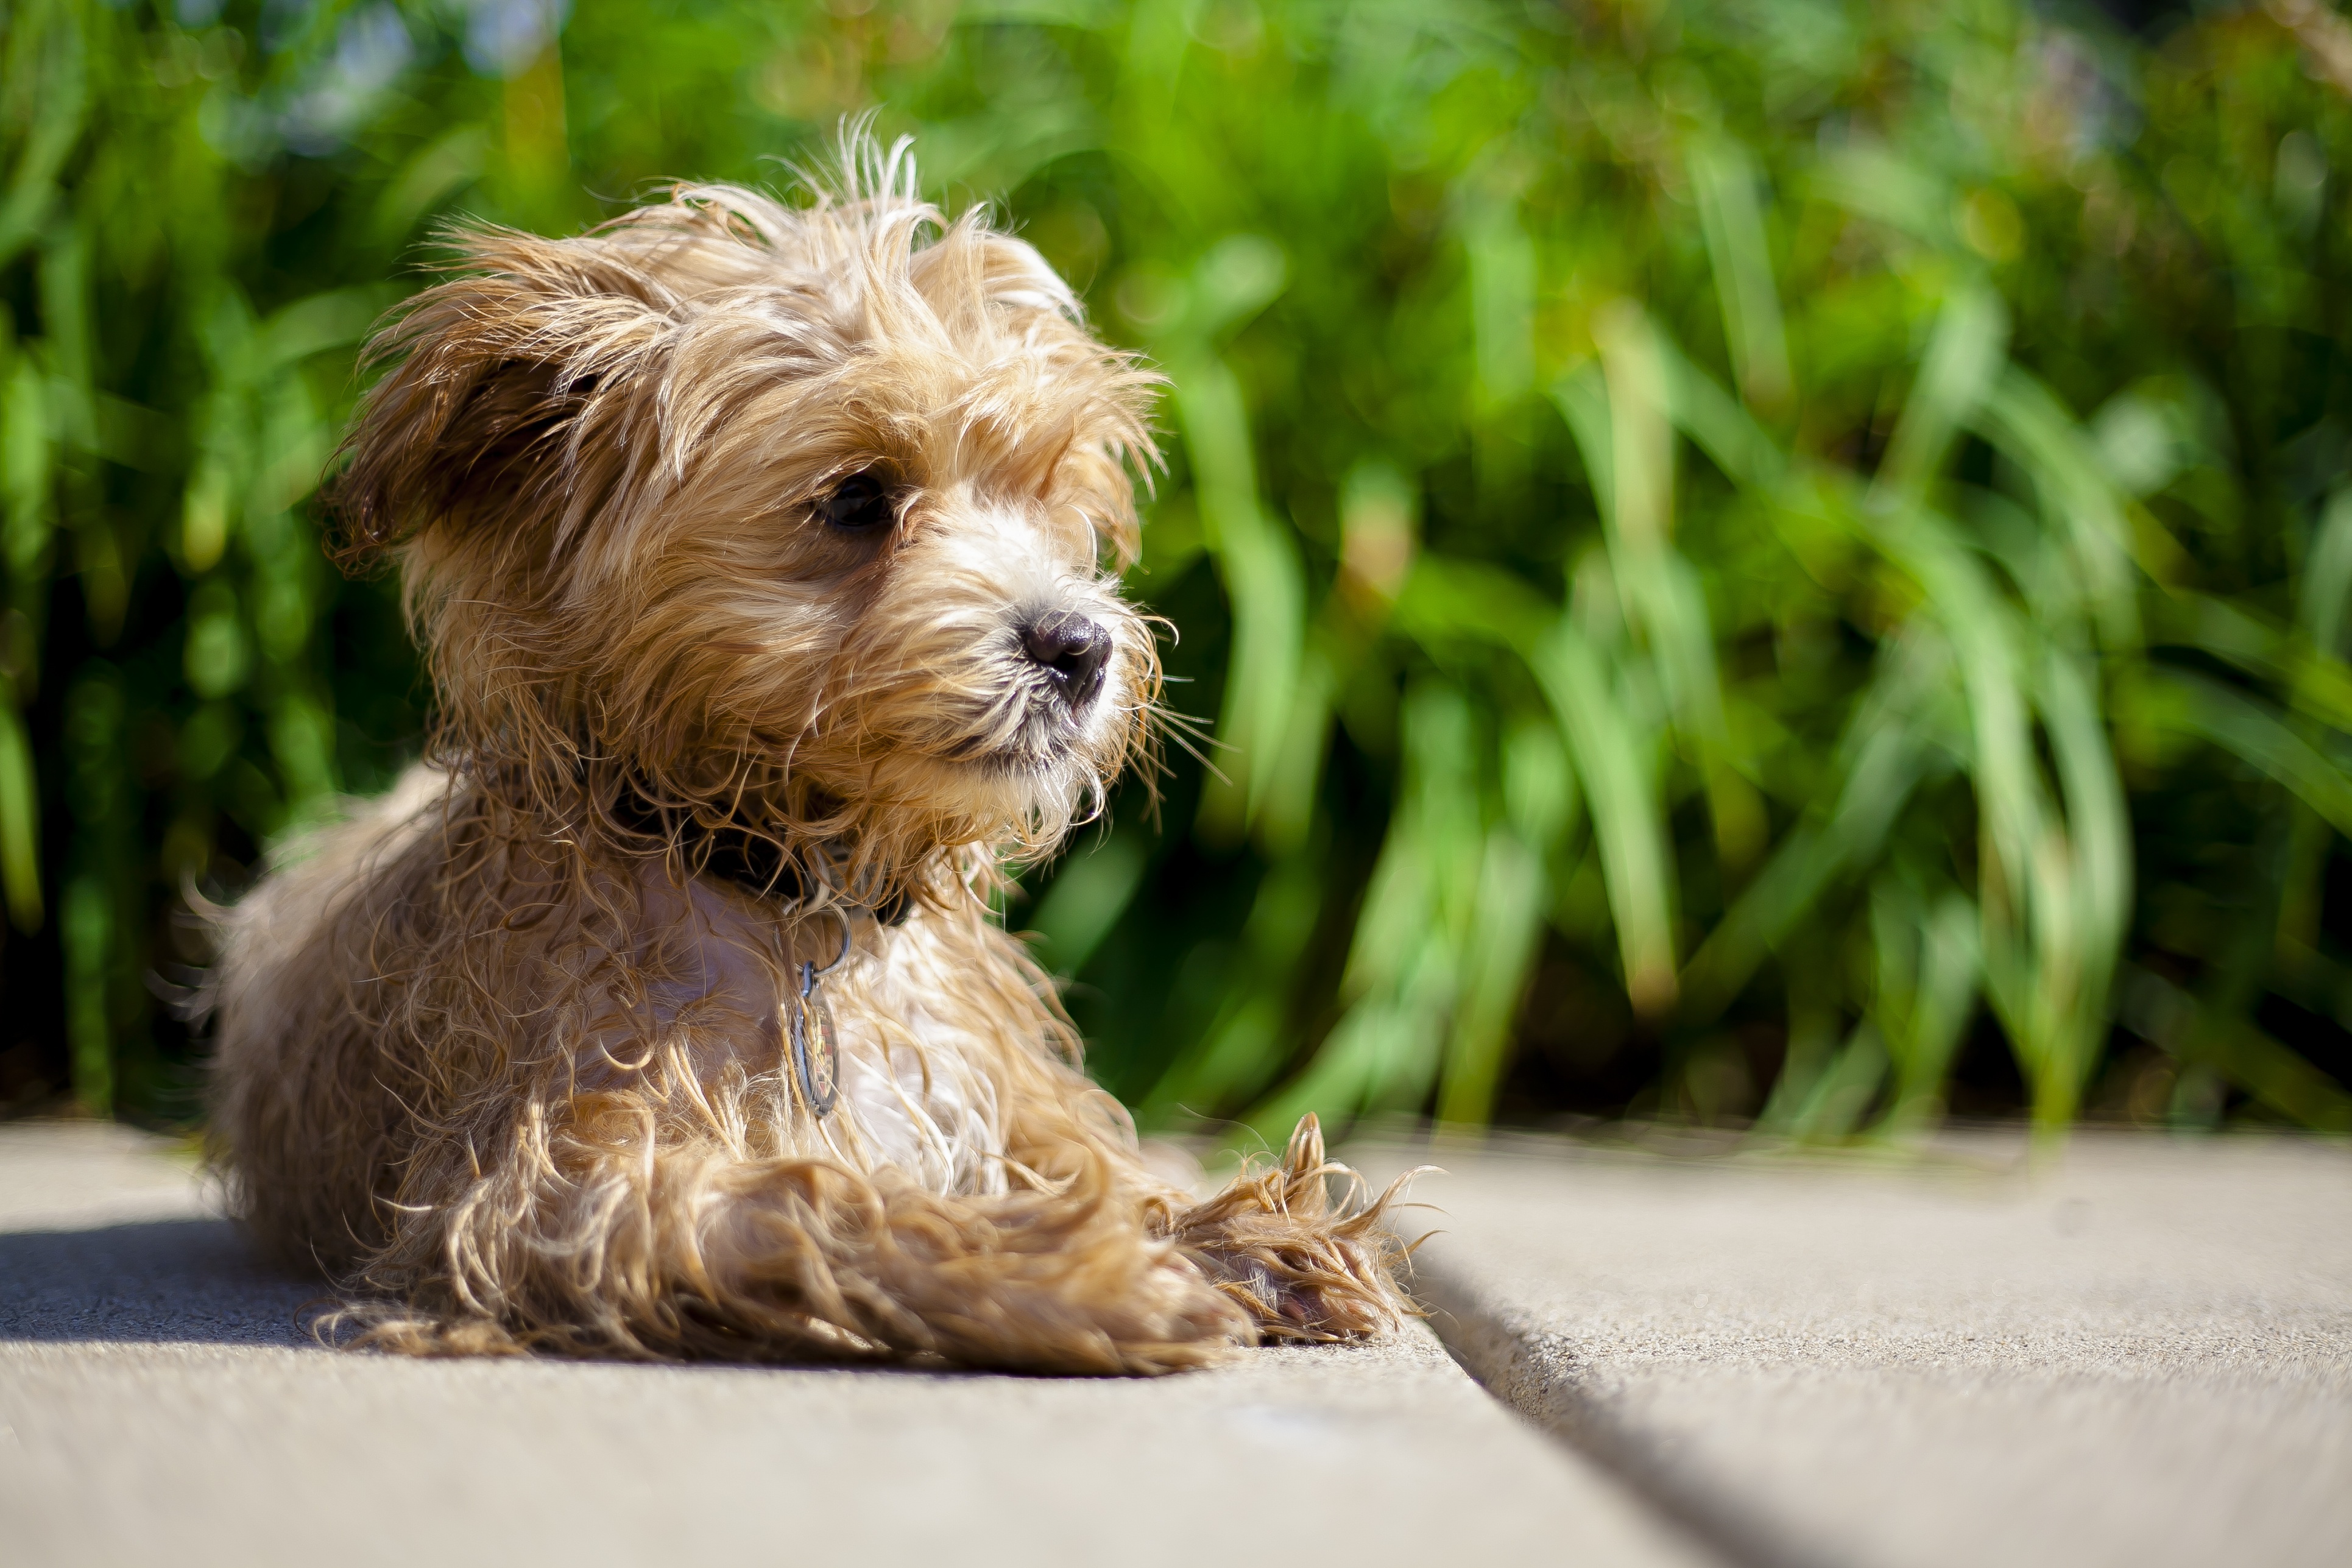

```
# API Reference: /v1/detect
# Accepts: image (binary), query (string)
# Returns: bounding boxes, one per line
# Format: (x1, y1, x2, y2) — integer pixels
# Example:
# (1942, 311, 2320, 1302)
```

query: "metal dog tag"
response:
(788, 961, 841, 1117)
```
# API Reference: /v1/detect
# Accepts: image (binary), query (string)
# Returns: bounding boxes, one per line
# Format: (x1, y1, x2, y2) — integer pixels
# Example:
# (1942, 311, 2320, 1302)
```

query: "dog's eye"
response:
(816, 471, 898, 534)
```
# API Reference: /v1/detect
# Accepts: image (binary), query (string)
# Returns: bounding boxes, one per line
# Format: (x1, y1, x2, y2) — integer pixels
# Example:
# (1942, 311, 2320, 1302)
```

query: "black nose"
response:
(1022, 614, 1111, 710)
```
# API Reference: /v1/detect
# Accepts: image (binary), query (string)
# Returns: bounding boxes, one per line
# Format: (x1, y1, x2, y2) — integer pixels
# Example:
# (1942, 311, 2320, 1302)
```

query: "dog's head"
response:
(330, 136, 1160, 888)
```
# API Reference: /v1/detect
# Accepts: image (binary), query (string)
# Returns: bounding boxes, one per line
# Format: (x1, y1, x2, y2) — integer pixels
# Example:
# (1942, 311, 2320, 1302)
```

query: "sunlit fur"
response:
(202, 134, 1410, 1373)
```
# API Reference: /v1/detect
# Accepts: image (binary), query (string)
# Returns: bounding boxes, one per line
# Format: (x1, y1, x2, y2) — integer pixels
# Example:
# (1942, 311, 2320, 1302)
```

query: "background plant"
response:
(7, 0, 2352, 1143)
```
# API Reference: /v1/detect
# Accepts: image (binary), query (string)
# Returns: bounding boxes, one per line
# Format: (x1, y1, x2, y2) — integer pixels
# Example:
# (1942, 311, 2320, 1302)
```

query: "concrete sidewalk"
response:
(0, 1120, 1696, 1568)
(1359, 1130, 2352, 1568)
(10, 1120, 2346, 1568)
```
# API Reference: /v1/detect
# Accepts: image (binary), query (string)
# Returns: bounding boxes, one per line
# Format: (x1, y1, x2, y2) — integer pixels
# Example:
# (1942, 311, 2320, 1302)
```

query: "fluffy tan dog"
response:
(203, 135, 1409, 1374)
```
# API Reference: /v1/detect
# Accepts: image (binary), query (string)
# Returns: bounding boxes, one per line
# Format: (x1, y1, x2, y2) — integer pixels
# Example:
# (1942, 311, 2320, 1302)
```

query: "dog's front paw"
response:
(1089, 1246, 1262, 1370)
(1166, 1114, 1421, 1343)
(875, 1175, 1259, 1376)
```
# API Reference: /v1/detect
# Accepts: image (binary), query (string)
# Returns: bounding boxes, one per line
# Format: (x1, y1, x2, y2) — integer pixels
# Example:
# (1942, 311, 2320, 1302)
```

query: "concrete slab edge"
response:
(1406, 1257, 1830, 1568)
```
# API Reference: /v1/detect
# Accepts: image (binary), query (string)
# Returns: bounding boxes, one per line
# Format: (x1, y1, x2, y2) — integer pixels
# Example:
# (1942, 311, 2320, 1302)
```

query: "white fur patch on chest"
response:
(592, 865, 1009, 1198)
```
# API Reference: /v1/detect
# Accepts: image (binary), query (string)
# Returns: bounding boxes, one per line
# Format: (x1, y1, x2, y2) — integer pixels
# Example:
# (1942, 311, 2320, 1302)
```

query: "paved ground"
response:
(1356, 1130, 2352, 1568)
(0, 1120, 1698, 1568)
(9, 1120, 2347, 1567)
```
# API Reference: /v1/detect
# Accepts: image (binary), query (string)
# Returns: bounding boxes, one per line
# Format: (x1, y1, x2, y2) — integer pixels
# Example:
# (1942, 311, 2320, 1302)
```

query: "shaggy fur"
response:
(203, 134, 1410, 1374)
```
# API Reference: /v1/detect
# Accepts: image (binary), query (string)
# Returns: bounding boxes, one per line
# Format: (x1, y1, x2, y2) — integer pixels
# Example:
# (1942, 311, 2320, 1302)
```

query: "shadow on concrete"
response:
(0, 1217, 323, 1348)
(0, 1218, 1042, 1376)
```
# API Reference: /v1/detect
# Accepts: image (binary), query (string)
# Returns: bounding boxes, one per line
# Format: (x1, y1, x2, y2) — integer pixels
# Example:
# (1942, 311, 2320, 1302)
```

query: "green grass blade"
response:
(1531, 617, 1677, 1015)
(0, 697, 41, 931)
(1435, 827, 1547, 1127)
(2302, 487, 2352, 654)
(1688, 132, 1793, 414)
(1875, 284, 2008, 499)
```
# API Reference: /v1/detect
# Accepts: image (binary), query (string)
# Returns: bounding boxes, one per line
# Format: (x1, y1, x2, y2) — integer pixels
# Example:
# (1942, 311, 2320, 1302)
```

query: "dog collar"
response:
(613, 784, 913, 927)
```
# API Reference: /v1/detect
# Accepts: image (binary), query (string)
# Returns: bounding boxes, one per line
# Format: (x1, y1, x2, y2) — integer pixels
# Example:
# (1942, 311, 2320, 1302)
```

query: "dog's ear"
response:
(325, 229, 676, 573)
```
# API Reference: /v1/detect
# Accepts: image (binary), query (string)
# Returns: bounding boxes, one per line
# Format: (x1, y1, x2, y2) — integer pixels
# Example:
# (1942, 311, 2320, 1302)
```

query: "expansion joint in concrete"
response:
(1413, 1266, 1828, 1568)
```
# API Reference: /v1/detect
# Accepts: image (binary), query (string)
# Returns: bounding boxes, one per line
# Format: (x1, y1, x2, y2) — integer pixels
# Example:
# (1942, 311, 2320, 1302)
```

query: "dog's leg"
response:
(339, 1098, 1256, 1376)
(976, 1012, 1418, 1346)
(1157, 1114, 1421, 1342)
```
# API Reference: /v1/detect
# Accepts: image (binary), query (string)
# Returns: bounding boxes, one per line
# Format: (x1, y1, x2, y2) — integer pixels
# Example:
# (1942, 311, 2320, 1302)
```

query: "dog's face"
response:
(331, 151, 1160, 866)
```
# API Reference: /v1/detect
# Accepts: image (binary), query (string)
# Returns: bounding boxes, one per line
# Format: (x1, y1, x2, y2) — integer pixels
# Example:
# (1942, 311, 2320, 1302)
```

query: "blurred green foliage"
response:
(9, 0, 2352, 1141)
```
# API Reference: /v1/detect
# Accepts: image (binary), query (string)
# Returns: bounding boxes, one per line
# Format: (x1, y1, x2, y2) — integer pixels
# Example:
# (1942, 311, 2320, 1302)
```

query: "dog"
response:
(203, 134, 1410, 1373)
